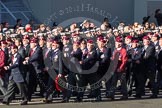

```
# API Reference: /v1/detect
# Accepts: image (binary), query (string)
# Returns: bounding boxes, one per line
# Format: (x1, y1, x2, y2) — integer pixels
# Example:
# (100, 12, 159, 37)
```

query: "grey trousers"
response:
(0, 77, 7, 95)
(3, 79, 27, 102)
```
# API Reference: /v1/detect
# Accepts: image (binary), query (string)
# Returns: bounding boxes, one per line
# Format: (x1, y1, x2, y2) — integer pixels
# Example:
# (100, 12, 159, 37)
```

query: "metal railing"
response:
(0, 0, 33, 24)
(0, 0, 17, 21)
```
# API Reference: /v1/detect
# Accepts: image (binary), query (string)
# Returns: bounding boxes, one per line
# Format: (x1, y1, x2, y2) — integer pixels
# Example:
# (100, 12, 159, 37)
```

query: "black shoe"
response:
(20, 101, 28, 105)
(107, 96, 114, 100)
(43, 99, 53, 103)
(133, 94, 141, 99)
(87, 94, 94, 98)
(53, 91, 60, 97)
(2, 101, 9, 105)
(150, 94, 157, 98)
(61, 99, 69, 103)
(95, 97, 102, 102)
(27, 98, 31, 102)
(128, 91, 132, 96)
(120, 96, 128, 100)
(74, 98, 82, 102)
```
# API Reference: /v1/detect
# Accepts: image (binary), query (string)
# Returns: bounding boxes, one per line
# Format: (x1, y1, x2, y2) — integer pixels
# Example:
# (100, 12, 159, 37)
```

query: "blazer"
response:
(142, 44, 156, 71)
(9, 53, 24, 83)
(28, 46, 44, 73)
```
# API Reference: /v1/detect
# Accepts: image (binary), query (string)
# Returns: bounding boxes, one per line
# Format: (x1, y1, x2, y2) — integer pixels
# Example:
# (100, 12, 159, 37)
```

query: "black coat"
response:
(50, 49, 62, 74)
(157, 47, 162, 70)
(28, 47, 44, 74)
(24, 44, 30, 57)
(18, 46, 26, 60)
(82, 48, 97, 70)
(43, 47, 52, 69)
(96, 47, 111, 76)
(62, 44, 73, 73)
(9, 53, 24, 83)
(142, 45, 156, 72)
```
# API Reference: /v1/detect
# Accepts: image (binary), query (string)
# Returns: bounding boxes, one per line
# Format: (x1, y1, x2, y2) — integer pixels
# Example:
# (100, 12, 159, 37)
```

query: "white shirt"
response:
(32, 46, 37, 52)
(13, 53, 18, 63)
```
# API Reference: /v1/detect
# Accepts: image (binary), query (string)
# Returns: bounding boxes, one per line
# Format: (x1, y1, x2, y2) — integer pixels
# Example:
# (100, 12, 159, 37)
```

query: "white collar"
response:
(144, 45, 148, 50)
(117, 47, 122, 51)
(53, 48, 59, 52)
(13, 53, 18, 58)
(154, 41, 158, 45)
(24, 44, 29, 47)
(32, 46, 37, 51)
(18, 46, 21, 49)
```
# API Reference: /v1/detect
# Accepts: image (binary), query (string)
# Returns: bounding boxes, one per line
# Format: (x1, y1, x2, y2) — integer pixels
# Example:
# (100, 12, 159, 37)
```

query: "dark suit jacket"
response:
(50, 49, 62, 74)
(157, 48, 162, 70)
(129, 47, 143, 61)
(18, 46, 26, 60)
(151, 41, 160, 58)
(97, 47, 111, 66)
(43, 47, 52, 69)
(28, 46, 44, 74)
(82, 48, 97, 70)
(9, 53, 24, 83)
(129, 47, 143, 69)
(142, 45, 156, 71)
(62, 44, 73, 73)
(96, 47, 111, 76)
(107, 35, 115, 53)
(71, 48, 82, 61)
(24, 44, 30, 57)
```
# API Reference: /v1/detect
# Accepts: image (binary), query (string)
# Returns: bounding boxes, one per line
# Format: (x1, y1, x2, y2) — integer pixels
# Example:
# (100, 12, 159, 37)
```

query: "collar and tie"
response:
(30, 49, 34, 56)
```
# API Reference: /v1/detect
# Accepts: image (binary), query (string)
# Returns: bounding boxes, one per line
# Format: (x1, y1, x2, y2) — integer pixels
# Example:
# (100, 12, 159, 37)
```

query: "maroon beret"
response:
(52, 40, 59, 44)
(11, 45, 18, 49)
(30, 38, 38, 43)
(147, 32, 154, 35)
(152, 34, 159, 38)
(23, 35, 30, 40)
(1, 41, 7, 45)
(115, 36, 123, 42)
(73, 41, 80, 45)
(99, 38, 106, 43)
(142, 36, 150, 40)
(97, 36, 104, 40)
(126, 35, 133, 40)
(87, 39, 94, 44)
(6, 38, 12, 42)
(132, 39, 139, 43)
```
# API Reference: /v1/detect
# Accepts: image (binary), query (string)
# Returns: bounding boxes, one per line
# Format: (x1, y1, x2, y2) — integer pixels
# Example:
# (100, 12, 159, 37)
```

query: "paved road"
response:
(0, 98, 162, 108)
(1, 88, 162, 107)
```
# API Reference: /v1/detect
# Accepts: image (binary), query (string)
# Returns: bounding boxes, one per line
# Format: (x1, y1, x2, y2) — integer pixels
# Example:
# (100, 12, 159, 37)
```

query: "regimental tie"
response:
(44, 49, 50, 59)
(30, 49, 34, 56)
(12, 55, 14, 61)
(87, 51, 91, 58)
